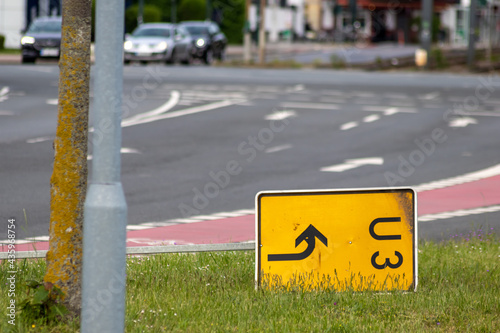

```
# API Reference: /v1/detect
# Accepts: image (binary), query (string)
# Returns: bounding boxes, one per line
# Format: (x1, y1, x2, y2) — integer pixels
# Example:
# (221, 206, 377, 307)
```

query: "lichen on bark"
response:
(44, 0, 92, 316)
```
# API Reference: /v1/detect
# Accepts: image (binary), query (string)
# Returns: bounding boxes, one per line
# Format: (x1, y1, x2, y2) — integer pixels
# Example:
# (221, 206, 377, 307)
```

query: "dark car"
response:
(179, 21, 227, 65)
(124, 23, 193, 65)
(21, 16, 62, 63)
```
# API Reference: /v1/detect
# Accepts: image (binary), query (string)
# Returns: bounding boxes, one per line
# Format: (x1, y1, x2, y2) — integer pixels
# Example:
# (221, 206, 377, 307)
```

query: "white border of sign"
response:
(255, 186, 418, 291)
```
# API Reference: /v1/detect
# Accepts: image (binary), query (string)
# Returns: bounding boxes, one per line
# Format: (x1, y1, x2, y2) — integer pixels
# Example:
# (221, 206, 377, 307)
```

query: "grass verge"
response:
(0, 48, 21, 55)
(1, 230, 498, 332)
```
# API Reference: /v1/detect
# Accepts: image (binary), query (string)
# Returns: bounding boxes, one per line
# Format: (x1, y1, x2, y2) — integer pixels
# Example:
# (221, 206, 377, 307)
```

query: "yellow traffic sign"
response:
(256, 188, 417, 291)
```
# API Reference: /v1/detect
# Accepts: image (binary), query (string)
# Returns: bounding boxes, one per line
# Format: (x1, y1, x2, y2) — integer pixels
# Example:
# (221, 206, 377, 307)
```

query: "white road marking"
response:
(321, 157, 384, 172)
(414, 163, 500, 192)
(362, 106, 417, 113)
(449, 117, 478, 127)
(25, 236, 50, 242)
(265, 110, 296, 121)
(287, 84, 305, 92)
(419, 205, 500, 222)
(121, 90, 180, 126)
(363, 114, 380, 123)
(265, 144, 292, 153)
(46, 99, 58, 105)
(456, 111, 500, 117)
(123, 99, 244, 127)
(279, 102, 340, 110)
(88, 147, 141, 160)
(0, 86, 9, 101)
(26, 136, 53, 143)
(384, 93, 409, 99)
(383, 107, 400, 115)
(419, 92, 440, 100)
(340, 121, 358, 130)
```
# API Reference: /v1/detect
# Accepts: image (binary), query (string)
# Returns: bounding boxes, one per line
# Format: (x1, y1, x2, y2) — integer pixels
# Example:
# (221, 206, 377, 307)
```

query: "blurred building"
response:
(0, 0, 61, 48)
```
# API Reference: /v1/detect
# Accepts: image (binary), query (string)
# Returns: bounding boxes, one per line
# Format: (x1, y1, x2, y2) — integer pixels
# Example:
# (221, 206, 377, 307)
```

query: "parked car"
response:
(21, 16, 62, 64)
(124, 23, 193, 65)
(178, 21, 227, 65)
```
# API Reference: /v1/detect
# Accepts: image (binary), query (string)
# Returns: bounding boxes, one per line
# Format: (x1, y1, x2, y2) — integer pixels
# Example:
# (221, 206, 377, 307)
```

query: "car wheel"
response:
(218, 48, 226, 62)
(203, 49, 213, 65)
(166, 48, 176, 65)
(181, 53, 192, 66)
(22, 56, 36, 64)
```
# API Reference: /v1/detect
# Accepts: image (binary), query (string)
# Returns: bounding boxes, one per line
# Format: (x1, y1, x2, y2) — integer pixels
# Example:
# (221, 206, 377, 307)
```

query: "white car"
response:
(124, 23, 193, 65)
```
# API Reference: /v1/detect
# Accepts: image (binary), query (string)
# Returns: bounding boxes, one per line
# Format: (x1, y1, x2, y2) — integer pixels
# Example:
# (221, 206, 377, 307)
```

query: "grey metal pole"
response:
(421, 0, 434, 67)
(138, 0, 144, 26)
(467, 0, 477, 68)
(258, 0, 266, 64)
(171, 0, 176, 23)
(243, 0, 252, 63)
(81, 0, 127, 331)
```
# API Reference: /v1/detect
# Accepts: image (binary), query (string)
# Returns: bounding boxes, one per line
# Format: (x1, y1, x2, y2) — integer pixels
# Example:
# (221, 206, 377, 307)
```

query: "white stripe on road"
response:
(414, 163, 500, 192)
(419, 205, 500, 222)
(340, 121, 358, 130)
(279, 102, 340, 110)
(265, 144, 292, 153)
(122, 99, 243, 127)
(121, 90, 180, 126)
(265, 110, 296, 121)
(363, 114, 380, 123)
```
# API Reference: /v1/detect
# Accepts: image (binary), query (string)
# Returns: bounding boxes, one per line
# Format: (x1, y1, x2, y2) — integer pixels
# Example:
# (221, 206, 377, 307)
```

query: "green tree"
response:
(125, 4, 162, 33)
(44, 0, 91, 316)
(213, 0, 245, 44)
(177, 0, 206, 22)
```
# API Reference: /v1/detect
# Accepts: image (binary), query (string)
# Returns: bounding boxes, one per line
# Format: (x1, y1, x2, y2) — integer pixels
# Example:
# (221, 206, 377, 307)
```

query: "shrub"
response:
(125, 4, 162, 33)
(0, 34, 5, 50)
(177, 0, 206, 22)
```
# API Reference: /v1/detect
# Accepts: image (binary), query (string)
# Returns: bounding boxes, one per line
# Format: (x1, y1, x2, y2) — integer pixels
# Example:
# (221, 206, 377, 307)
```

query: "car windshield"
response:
(133, 28, 171, 38)
(184, 26, 209, 35)
(27, 20, 62, 33)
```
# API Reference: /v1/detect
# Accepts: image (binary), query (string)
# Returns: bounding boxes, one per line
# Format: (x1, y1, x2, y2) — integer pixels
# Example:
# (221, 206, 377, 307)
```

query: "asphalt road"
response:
(1, 63, 500, 243)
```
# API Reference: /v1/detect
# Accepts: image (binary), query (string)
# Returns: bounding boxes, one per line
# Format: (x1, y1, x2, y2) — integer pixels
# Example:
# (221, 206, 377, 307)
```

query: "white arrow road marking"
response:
(449, 117, 478, 127)
(321, 157, 384, 172)
(265, 144, 292, 153)
(122, 99, 241, 127)
(265, 110, 296, 121)
(121, 90, 180, 126)
(340, 121, 358, 130)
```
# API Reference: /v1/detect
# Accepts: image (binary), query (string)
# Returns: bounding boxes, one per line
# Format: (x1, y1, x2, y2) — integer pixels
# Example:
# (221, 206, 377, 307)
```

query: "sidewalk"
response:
(0, 42, 348, 65)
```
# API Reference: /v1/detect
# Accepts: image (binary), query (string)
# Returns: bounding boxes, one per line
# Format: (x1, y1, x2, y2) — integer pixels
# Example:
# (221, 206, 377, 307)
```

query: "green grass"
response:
(1, 230, 499, 332)
(0, 48, 21, 55)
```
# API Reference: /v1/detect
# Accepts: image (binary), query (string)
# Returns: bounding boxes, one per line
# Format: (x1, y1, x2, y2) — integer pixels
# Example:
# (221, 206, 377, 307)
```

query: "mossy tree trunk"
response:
(44, 0, 92, 316)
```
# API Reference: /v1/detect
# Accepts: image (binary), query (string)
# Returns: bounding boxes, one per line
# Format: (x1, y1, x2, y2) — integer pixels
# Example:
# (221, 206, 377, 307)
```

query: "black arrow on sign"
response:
(268, 224, 328, 261)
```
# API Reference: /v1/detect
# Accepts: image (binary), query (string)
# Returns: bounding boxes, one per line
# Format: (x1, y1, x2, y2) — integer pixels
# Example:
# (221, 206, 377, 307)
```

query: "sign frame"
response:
(255, 187, 418, 291)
